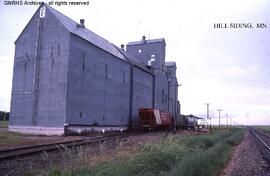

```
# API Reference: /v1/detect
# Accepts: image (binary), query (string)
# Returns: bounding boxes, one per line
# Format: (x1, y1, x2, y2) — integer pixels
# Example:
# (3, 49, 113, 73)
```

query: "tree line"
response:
(0, 111, 9, 121)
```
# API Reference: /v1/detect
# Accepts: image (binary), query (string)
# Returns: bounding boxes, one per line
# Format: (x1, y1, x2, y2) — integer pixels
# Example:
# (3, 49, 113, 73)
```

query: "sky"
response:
(0, 0, 269, 125)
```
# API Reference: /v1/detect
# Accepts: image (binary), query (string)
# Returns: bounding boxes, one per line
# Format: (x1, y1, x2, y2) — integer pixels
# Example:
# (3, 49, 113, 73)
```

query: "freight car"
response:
(139, 109, 202, 131)
(139, 108, 173, 130)
(178, 114, 202, 130)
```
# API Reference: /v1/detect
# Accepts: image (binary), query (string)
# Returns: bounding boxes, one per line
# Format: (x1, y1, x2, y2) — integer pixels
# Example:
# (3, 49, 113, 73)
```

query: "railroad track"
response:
(249, 127, 270, 152)
(249, 127, 270, 165)
(0, 133, 135, 161)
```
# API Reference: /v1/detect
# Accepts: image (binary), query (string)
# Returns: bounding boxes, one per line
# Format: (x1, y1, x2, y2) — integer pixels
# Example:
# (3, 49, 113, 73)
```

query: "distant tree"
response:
(0, 111, 9, 121)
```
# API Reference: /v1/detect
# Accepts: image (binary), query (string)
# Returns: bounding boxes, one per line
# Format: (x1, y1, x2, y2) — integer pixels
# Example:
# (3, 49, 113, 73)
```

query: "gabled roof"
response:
(46, 5, 126, 60)
(127, 38, 165, 46)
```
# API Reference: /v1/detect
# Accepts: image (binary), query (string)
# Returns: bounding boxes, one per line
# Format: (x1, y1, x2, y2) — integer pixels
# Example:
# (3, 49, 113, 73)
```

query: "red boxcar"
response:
(139, 108, 172, 130)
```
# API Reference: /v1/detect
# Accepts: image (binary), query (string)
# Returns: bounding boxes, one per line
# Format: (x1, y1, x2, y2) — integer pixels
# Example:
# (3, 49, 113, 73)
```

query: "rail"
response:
(249, 127, 270, 153)
(0, 133, 135, 160)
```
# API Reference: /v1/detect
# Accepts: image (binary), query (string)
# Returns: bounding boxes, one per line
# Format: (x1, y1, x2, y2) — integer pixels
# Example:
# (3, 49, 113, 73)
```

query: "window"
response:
(82, 53, 85, 71)
(105, 64, 108, 79)
(151, 54, 156, 61)
(138, 49, 142, 53)
(123, 71, 125, 84)
(50, 46, 54, 58)
(24, 53, 29, 72)
(162, 89, 165, 102)
(57, 44, 60, 56)
(51, 59, 54, 68)
(24, 62, 27, 72)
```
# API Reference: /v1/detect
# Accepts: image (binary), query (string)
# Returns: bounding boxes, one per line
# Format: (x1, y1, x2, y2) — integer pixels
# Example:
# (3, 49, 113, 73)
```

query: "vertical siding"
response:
(10, 5, 179, 132)
(154, 71, 169, 112)
(35, 8, 69, 127)
(10, 6, 69, 127)
(131, 67, 153, 127)
(10, 9, 39, 126)
(126, 42, 166, 69)
(66, 34, 130, 126)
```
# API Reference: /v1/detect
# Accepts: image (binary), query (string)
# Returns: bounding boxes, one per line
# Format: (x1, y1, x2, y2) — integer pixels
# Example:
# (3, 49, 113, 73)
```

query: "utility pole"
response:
(226, 114, 229, 129)
(3, 112, 6, 121)
(217, 109, 222, 128)
(205, 103, 211, 133)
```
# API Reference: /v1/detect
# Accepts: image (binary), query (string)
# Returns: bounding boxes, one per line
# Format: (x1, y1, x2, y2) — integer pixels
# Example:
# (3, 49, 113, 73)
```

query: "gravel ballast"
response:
(222, 129, 270, 176)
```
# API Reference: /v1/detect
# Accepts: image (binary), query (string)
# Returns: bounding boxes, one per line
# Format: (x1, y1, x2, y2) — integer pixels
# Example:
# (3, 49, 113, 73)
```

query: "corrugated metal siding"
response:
(132, 67, 154, 127)
(66, 34, 130, 126)
(10, 6, 69, 127)
(10, 5, 180, 132)
(46, 5, 126, 61)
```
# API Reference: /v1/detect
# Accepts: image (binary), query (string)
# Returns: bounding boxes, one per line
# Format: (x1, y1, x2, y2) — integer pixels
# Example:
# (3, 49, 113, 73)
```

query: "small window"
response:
(162, 89, 165, 102)
(105, 64, 108, 79)
(138, 49, 142, 53)
(51, 59, 54, 68)
(50, 46, 54, 58)
(82, 54, 85, 71)
(24, 62, 27, 72)
(57, 44, 60, 56)
(123, 71, 125, 84)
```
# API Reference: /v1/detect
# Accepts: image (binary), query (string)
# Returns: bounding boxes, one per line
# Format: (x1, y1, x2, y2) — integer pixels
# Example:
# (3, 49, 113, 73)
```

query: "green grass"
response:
(43, 127, 245, 176)
(0, 121, 8, 128)
(0, 130, 49, 148)
(254, 125, 270, 134)
(0, 131, 31, 147)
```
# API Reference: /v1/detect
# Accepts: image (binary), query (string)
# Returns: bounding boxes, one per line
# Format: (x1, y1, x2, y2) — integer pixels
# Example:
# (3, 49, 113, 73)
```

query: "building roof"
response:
(46, 5, 153, 72)
(15, 4, 160, 72)
(165, 61, 176, 67)
(181, 114, 203, 119)
(127, 38, 165, 46)
(113, 45, 153, 74)
(46, 5, 126, 60)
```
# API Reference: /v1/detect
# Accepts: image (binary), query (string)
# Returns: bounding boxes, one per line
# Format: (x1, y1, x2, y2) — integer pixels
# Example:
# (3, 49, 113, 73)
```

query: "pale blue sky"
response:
(0, 0, 269, 125)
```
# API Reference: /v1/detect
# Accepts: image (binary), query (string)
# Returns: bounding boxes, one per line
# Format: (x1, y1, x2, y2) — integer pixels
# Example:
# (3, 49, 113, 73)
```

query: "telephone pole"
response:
(226, 114, 229, 129)
(217, 109, 222, 128)
(205, 103, 211, 133)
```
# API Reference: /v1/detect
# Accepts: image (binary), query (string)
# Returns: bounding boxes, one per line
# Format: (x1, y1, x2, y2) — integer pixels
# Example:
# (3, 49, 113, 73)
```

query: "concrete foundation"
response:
(65, 126, 128, 135)
(9, 126, 64, 136)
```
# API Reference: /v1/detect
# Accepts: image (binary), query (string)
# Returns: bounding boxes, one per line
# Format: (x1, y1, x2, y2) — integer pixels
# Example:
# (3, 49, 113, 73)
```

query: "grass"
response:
(0, 131, 35, 147)
(0, 120, 8, 128)
(254, 125, 270, 134)
(39, 127, 245, 176)
(0, 130, 56, 149)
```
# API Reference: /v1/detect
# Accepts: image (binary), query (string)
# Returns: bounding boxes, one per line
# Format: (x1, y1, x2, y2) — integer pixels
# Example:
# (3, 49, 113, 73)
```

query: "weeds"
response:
(0, 121, 8, 128)
(41, 127, 245, 176)
(98, 141, 106, 154)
